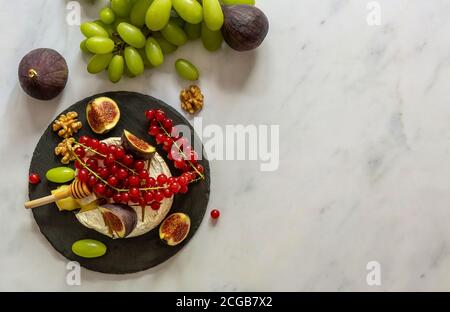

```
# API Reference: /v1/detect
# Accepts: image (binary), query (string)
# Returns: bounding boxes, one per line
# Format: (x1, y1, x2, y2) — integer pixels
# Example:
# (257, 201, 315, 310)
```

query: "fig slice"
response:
(86, 97, 120, 134)
(122, 129, 156, 160)
(159, 213, 191, 246)
(99, 204, 137, 238)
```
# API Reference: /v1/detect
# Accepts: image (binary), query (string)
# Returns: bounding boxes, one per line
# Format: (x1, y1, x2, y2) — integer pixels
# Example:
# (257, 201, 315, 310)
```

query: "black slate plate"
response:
(28, 91, 210, 274)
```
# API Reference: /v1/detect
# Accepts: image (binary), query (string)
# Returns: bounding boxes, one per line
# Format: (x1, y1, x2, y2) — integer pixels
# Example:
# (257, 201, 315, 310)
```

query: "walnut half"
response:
(52, 111, 82, 139)
(180, 85, 204, 114)
(55, 138, 77, 164)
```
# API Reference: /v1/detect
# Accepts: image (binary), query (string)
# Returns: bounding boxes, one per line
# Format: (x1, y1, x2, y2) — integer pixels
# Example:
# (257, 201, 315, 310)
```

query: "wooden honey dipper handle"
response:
(24, 179, 92, 209)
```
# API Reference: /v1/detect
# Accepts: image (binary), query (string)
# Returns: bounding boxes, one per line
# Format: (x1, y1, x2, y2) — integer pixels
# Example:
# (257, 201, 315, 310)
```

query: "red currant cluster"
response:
(145, 109, 205, 176)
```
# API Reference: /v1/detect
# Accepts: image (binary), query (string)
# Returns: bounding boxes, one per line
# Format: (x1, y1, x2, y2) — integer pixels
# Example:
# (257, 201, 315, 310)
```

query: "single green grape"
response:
(154, 35, 178, 54)
(203, 0, 224, 31)
(46, 167, 75, 184)
(145, 37, 164, 67)
(137, 48, 153, 67)
(80, 39, 90, 53)
(172, 0, 203, 24)
(117, 22, 146, 48)
(124, 46, 145, 76)
(100, 7, 116, 24)
(72, 239, 107, 258)
(80, 22, 109, 38)
(201, 22, 223, 51)
(111, 0, 132, 18)
(108, 55, 125, 83)
(221, 0, 255, 4)
(184, 22, 201, 40)
(145, 0, 172, 31)
(93, 20, 115, 38)
(161, 21, 188, 46)
(130, 0, 154, 27)
(175, 59, 199, 81)
(87, 53, 113, 74)
(85, 37, 115, 54)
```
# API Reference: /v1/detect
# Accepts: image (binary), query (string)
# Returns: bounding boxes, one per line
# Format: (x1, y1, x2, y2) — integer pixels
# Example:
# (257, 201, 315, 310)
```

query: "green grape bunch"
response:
(80, 0, 253, 83)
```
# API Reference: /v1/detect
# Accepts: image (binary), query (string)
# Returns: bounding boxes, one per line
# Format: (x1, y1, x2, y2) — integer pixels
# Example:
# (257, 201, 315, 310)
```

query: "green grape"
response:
(130, 0, 154, 27)
(201, 22, 223, 51)
(175, 59, 199, 81)
(172, 0, 203, 24)
(203, 0, 223, 31)
(100, 7, 116, 24)
(145, 37, 164, 67)
(184, 22, 201, 39)
(171, 16, 186, 28)
(117, 22, 146, 48)
(86, 37, 115, 54)
(161, 21, 188, 46)
(87, 53, 113, 74)
(80, 22, 109, 38)
(138, 48, 153, 67)
(154, 35, 178, 54)
(80, 39, 90, 53)
(145, 0, 172, 31)
(93, 20, 115, 38)
(108, 55, 125, 83)
(124, 46, 145, 76)
(221, 0, 255, 4)
(72, 239, 107, 258)
(46, 167, 75, 183)
(111, 0, 132, 18)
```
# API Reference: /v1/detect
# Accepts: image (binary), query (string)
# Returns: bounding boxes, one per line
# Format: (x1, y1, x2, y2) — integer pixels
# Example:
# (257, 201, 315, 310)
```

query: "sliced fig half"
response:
(122, 129, 156, 160)
(99, 204, 137, 238)
(86, 97, 120, 134)
(159, 213, 191, 246)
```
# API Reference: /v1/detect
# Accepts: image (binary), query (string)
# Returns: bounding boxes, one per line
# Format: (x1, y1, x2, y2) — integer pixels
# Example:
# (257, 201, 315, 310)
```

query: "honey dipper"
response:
(24, 179, 92, 209)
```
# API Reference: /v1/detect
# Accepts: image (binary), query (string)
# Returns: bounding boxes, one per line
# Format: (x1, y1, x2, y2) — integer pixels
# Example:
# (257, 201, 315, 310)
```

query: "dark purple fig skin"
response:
(18, 48, 68, 100)
(100, 204, 137, 238)
(221, 5, 269, 51)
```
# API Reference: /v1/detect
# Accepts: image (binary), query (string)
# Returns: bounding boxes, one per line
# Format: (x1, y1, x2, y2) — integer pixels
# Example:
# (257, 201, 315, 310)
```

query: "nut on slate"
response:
(55, 137, 77, 164)
(52, 111, 82, 138)
(180, 85, 204, 114)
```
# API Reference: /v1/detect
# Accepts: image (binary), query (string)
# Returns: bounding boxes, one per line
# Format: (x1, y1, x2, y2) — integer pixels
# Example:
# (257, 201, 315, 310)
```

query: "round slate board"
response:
(28, 91, 210, 274)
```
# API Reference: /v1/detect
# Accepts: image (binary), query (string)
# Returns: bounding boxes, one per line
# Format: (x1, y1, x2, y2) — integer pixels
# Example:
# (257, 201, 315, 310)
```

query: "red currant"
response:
(179, 185, 188, 194)
(116, 168, 129, 180)
(196, 164, 205, 174)
(88, 138, 100, 150)
(107, 176, 119, 187)
(108, 145, 117, 154)
(162, 118, 173, 131)
(163, 136, 173, 148)
(134, 160, 145, 171)
(150, 201, 161, 210)
(130, 195, 140, 204)
(169, 182, 181, 193)
(157, 174, 167, 185)
(155, 109, 166, 121)
(77, 169, 89, 183)
(145, 109, 156, 121)
(97, 167, 110, 179)
(121, 192, 130, 203)
(105, 187, 114, 198)
(87, 175, 97, 187)
(138, 169, 149, 179)
(74, 147, 86, 158)
(94, 183, 106, 195)
(139, 197, 147, 207)
(113, 193, 122, 203)
(128, 175, 140, 187)
(211, 209, 220, 219)
(144, 191, 154, 203)
(79, 136, 89, 145)
(86, 158, 98, 171)
(114, 147, 125, 160)
(163, 188, 173, 198)
(98, 142, 108, 155)
(177, 176, 188, 186)
(147, 177, 156, 187)
(110, 164, 119, 174)
(122, 154, 134, 167)
(148, 125, 159, 136)
(74, 160, 83, 170)
(156, 133, 165, 144)
(154, 190, 165, 202)
(174, 159, 186, 170)
(129, 187, 140, 198)
(28, 173, 41, 185)
(104, 153, 116, 167)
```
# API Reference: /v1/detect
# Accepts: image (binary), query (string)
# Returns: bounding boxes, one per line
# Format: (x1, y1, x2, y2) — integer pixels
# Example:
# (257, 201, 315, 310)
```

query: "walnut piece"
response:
(52, 111, 82, 138)
(55, 138, 77, 164)
(180, 85, 204, 114)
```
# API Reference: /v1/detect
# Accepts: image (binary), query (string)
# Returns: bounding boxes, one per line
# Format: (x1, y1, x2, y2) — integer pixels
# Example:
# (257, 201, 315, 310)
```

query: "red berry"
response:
(154, 190, 165, 202)
(163, 188, 173, 198)
(113, 193, 122, 203)
(130, 195, 140, 204)
(147, 177, 156, 187)
(211, 209, 220, 219)
(98, 142, 108, 155)
(105, 187, 114, 198)
(138, 169, 149, 179)
(94, 183, 106, 195)
(74, 160, 83, 170)
(114, 147, 125, 160)
(145, 109, 156, 121)
(77, 169, 89, 182)
(98, 167, 110, 179)
(79, 136, 89, 145)
(116, 168, 129, 180)
(128, 175, 140, 187)
(163, 136, 173, 147)
(196, 164, 205, 174)
(123, 154, 134, 167)
(150, 201, 161, 210)
(139, 197, 147, 207)
(169, 182, 181, 193)
(88, 138, 100, 150)
(107, 176, 119, 187)
(155, 133, 165, 144)
(157, 174, 167, 185)
(144, 191, 154, 203)
(177, 176, 188, 186)
(87, 175, 97, 187)
(179, 185, 188, 194)
(174, 159, 186, 170)
(129, 187, 140, 198)
(162, 118, 173, 131)
(148, 125, 160, 136)
(121, 192, 130, 203)
(86, 158, 98, 171)
(155, 109, 166, 121)
(74, 147, 86, 158)
(104, 153, 116, 167)
(134, 160, 145, 171)
(28, 173, 41, 185)
(110, 164, 119, 174)
(108, 145, 117, 154)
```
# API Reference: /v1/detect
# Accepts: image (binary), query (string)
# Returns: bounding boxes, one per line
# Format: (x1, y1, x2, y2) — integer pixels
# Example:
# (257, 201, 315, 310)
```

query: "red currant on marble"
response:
(29, 173, 41, 185)
(211, 209, 220, 219)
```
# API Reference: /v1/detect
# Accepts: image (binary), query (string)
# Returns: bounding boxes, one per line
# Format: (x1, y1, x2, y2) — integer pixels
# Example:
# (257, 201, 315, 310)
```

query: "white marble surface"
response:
(2, 0, 450, 291)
